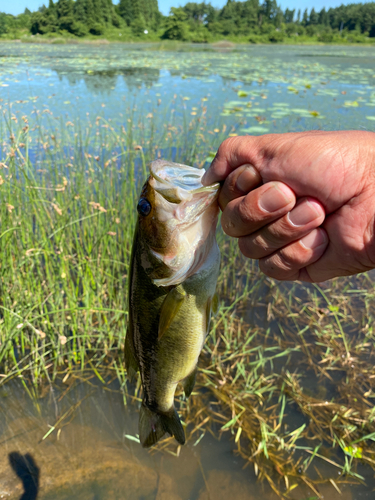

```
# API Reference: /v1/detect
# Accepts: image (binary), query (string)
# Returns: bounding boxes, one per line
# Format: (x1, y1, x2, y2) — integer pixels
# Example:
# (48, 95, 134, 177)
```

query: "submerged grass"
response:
(1, 106, 375, 498)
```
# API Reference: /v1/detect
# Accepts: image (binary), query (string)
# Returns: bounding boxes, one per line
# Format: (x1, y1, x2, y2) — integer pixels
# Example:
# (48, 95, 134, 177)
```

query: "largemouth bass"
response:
(125, 160, 220, 448)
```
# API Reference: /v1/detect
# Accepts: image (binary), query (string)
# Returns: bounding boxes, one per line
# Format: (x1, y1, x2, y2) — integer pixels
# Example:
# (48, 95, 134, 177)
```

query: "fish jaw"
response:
(137, 160, 220, 287)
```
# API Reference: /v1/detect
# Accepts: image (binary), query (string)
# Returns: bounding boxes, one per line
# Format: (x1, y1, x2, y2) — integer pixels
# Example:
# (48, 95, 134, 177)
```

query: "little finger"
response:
(256, 228, 328, 281)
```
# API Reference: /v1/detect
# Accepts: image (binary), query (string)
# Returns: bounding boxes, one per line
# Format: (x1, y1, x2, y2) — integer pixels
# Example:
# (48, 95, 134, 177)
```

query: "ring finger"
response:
(239, 197, 325, 259)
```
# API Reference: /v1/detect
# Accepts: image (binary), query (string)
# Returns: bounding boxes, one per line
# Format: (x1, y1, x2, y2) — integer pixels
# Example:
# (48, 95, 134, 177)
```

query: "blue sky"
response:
(2, 0, 374, 17)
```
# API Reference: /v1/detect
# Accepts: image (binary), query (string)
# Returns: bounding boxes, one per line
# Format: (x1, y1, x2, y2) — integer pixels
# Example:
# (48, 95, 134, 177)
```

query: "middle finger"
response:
(221, 181, 296, 237)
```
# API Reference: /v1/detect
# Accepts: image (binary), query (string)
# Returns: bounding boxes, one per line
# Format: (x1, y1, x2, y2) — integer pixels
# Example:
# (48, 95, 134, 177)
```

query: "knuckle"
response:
(217, 136, 239, 158)
(238, 238, 251, 258)
(259, 257, 281, 279)
(277, 246, 302, 268)
(237, 196, 253, 225)
(243, 233, 273, 259)
(259, 254, 296, 281)
(259, 247, 298, 278)
(221, 210, 236, 236)
(238, 237, 259, 259)
(223, 172, 240, 197)
(252, 233, 269, 252)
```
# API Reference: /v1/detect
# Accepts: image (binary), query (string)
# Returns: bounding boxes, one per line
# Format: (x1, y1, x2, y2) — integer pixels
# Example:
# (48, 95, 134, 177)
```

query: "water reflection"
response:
(54, 67, 160, 93)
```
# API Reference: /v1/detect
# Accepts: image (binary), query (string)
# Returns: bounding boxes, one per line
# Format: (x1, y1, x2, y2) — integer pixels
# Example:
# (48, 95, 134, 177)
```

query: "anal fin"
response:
(182, 366, 197, 398)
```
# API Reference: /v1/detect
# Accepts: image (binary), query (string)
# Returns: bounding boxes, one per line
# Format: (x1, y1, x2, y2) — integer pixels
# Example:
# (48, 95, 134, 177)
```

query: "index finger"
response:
(202, 135, 263, 186)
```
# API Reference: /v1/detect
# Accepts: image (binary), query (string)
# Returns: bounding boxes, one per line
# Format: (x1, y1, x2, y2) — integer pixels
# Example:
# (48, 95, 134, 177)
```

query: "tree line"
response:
(1, 0, 375, 42)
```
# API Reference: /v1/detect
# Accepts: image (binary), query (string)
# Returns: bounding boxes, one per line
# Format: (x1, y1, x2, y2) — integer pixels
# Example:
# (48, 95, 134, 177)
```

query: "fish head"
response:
(136, 160, 220, 286)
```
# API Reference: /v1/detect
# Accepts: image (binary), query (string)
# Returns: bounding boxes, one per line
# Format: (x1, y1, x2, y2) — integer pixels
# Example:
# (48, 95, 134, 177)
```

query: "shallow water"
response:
(0, 376, 374, 500)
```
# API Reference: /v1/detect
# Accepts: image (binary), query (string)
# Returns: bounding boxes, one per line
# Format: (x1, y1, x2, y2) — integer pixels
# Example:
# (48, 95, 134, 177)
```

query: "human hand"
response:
(202, 130, 375, 282)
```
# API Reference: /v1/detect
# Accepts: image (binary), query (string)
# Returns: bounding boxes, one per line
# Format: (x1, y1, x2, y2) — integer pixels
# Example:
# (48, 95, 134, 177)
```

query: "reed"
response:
(1, 105, 375, 498)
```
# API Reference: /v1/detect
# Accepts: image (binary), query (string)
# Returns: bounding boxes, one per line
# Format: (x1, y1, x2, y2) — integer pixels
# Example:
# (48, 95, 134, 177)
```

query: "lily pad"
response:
(344, 101, 359, 107)
(240, 126, 270, 134)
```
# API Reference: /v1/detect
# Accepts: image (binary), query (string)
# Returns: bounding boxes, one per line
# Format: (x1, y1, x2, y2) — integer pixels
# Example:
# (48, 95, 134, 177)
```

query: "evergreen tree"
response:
(118, 0, 159, 30)
(302, 8, 308, 26)
(261, 0, 278, 23)
(309, 8, 318, 25)
(118, 0, 134, 26)
(318, 8, 329, 26)
(56, 0, 74, 20)
(74, 0, 86, 23)
(284, 8, 295, 23)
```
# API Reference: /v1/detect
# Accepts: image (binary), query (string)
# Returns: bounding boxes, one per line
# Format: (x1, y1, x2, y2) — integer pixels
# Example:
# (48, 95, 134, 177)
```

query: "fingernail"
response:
(235, 165, 259, 193)
(259, 184, 294, 213)
(288, 200, 322, 227)
(300, 229, 327, 249)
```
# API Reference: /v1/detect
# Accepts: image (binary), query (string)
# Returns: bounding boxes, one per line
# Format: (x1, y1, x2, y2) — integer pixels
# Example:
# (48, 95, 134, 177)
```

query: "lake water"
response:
(1, 43, 374, 142)
(1, 42, 375, 500)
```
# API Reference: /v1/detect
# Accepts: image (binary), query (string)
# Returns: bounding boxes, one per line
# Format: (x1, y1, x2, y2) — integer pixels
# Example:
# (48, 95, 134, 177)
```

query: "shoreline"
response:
(1, 36, 375, 48)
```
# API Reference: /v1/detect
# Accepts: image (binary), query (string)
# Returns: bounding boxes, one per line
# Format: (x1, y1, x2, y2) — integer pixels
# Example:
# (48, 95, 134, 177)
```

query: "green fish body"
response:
(125, 160, 220, 447)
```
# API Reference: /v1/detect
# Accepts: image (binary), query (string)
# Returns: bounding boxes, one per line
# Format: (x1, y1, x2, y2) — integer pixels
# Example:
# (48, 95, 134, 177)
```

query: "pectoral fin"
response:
(125, 333, 139, 382)
(158, 285, 186, 340)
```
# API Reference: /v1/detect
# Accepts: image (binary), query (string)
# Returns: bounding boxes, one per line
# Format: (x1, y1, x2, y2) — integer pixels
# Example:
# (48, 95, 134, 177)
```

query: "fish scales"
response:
(125, 160, 220, 448)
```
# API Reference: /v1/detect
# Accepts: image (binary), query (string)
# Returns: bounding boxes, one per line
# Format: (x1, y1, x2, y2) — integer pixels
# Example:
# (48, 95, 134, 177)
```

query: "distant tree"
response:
(318, 8, 329, 26)
(182, 2, 207, 23)
(30, 0, 58, 34)
(74, 0, 87, 23)
(17, 0, 375, 41)
(162, 7, 189, 40)
(302, 8, 308, 26)
(131, 14, 147, 35)
(309, 8, 318, 25)
(118, 0, 133, 25)
(285, 22, 297, 36)
(260, 0, 278, 23)
(362, 3, 375, 34)
(284, 8, 295, 23)
(0, 13, 8, 35)
(118, 0, 160, 30)
(306, 24, 317, 36)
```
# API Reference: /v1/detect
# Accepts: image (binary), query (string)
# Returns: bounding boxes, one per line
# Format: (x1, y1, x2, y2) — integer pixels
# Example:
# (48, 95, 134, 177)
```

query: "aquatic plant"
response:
(1, 107, 375, 498)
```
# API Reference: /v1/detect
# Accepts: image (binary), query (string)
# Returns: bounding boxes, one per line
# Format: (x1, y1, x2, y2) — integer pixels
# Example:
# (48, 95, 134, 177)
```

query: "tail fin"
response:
(139, 402, 185, 448)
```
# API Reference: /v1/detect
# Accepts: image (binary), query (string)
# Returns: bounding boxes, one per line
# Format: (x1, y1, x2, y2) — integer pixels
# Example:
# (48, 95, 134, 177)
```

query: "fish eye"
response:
(137, 198, 151, 217)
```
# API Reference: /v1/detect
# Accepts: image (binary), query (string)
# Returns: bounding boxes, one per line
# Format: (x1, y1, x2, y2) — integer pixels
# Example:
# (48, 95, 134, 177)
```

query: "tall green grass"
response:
(1, 104, 375, 497)
(0, 100, 229, 384)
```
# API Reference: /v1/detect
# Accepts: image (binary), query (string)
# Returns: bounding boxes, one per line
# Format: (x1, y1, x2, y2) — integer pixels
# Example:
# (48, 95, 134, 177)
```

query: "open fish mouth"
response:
(150, 160, 220, 205)
(142, 160, 220, 287)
